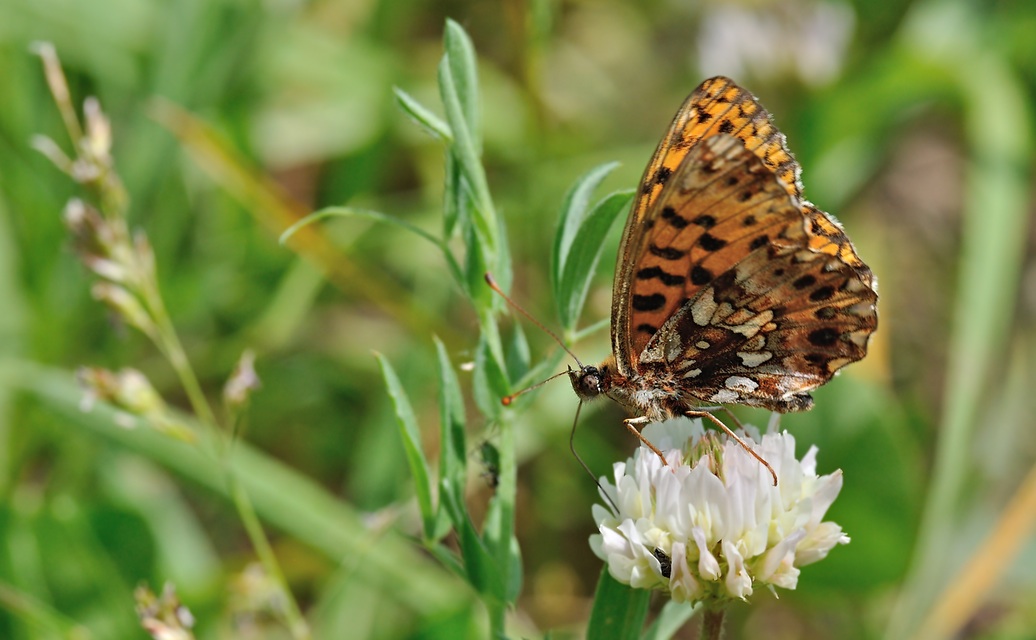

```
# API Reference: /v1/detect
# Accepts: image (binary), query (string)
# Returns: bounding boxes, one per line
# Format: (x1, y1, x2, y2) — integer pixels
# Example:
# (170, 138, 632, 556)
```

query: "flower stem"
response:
(701, 606, 726, 640)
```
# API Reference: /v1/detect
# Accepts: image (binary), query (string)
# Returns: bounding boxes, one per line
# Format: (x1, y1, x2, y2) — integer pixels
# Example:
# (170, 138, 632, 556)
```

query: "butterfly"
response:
(568, 76, 878, 471)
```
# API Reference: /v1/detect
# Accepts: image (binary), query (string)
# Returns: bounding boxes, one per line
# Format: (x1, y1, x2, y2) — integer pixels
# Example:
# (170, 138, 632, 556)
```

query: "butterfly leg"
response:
(685, 410, 778, 486)
(691, 405, 748, 432)
(623, 416, 670, 467)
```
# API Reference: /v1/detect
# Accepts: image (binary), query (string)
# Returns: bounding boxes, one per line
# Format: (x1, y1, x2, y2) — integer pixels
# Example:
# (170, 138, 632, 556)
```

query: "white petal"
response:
(723, 540, 753, 599)
(692, 527, 722, 580)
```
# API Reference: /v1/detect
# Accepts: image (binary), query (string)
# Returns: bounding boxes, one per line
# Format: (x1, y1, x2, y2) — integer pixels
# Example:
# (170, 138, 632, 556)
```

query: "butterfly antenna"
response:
(569, 400, 619, 513)
(484, 273, 585, 369)
(501, 369, 569, 406)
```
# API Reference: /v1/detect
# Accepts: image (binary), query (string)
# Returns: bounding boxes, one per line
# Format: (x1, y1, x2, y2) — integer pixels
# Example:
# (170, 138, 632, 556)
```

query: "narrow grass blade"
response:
(375, 353, 437, 540)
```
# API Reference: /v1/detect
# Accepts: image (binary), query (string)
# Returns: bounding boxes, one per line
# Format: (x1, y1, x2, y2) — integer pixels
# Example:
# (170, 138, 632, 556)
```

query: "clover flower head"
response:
(590, 418, 849, 605)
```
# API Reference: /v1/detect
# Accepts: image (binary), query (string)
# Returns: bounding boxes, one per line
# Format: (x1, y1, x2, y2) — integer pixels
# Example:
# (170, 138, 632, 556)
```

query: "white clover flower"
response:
(589, 418, 849, 604)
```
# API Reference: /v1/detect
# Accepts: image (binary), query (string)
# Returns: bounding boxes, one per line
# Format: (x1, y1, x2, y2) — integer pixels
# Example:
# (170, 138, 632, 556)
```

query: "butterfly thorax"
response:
(569, 355, 687, 423)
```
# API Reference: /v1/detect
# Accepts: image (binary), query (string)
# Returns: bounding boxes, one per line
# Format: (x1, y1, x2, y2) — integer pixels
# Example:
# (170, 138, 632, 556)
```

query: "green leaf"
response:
(438, 22, 498, 263)
(439, 476, 504, 601)
(434, 336, 467, 540)
(504, 322, 531, 384)
(586, 567, 650, 640)
(279, 206, 442, 248)
(443, 19, 480, 152)
(375, 353, 436, 540)
(472, 325, 509, 419)
(442, 150, 464, 240)
(393, 87, 452, 142)
(479, 477, 522, 605)
(552, 161, 620, 296)
(556, 189, 634, 331)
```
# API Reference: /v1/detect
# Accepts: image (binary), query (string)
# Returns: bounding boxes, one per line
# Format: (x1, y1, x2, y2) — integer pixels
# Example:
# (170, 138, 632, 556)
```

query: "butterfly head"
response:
(568, 357, 616, 403)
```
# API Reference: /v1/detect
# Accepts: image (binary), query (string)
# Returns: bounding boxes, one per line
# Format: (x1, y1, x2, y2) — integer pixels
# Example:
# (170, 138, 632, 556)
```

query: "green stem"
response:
(142, 270, 310, 639)
(701, 607, 726, 640)
(230, 473, 310, 639)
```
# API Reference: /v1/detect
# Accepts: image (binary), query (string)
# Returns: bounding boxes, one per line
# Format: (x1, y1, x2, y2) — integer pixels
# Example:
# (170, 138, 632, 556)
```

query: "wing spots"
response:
(725, 175, 739, 186)
(636, 266, 686, 286)
(649, 243, 686, 260)
(810, 285, 836, 301)
(804, 353, 827, 364)
(690, 288, 718, 326)
(738, 350, 773, 367)
(738, 190, 754, 202)
(633, 293, 667, 312)
(711, 389, 738, 404)
(742, 214, 757, 226)
(815, 306, 837, 320)
(792, 275, 817, 289)
(697, 110, 713, 124)
(724, 376, 759, 392)
(682, 368, 703, 379)
(725, 309, 775, 337)
(695, 340, 710, 349)
(718, 120, 735, 134)
(692, 214, 717, 228)
(699, 233, 727, 251)
(690, 265, 713, 285)
(636, 323, 658, 336)
(808, 327, 839, 346)
(654, 166, 673, 186)
(661, 206, 690, 229)
(749, 235, 769, 250)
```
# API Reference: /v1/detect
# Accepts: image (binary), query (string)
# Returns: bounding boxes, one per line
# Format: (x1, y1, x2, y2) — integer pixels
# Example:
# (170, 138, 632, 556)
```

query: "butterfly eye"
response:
(569, 365, 607, 402)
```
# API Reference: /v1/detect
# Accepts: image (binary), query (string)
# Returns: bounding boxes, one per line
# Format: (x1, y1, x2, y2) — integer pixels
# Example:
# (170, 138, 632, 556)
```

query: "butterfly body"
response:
(575, 77, 877, 430)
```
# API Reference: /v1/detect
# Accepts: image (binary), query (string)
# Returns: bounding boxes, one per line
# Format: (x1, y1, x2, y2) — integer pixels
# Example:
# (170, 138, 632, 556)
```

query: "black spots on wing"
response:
(637, 323, 658, 336)
(692, 214, 716, 228)
(654, 166, 673, 186)
(810, 285, 836, 302)
(804, 353, 827, 365)
(690, 265, 713, 285)
(793, 275, 817, 290)
(815, 306, 837, 320)
(633, 293, 667, 312)
(749, 235, 769, 250)
(718, 120, 735, 134)
(699, 233, 727, 251)
(808, 327, 839, 346)
(738, 190, 753, 202)
(742, 214, 757, 226)
(697, 110, 713, 124)
(661, 206, 689, 229)
(636, 266, 686, 286)
(649, 243, 686, 260)
(773, 268, 785, 277)
(725, 175, 739, 186)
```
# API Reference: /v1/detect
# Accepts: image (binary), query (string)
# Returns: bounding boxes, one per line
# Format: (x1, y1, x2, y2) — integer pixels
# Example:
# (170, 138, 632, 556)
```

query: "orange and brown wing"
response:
(633, 135, 878, 411)
(609, 76, 803, 370)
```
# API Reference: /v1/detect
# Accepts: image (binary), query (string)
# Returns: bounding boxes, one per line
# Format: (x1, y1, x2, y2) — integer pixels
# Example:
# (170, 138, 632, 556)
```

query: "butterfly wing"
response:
(635, 133, 877, 411)
(612, 76, 808, 375)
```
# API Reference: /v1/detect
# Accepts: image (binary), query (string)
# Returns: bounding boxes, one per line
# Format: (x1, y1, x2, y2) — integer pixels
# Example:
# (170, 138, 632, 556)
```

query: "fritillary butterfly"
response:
(569, 76, 878, 464)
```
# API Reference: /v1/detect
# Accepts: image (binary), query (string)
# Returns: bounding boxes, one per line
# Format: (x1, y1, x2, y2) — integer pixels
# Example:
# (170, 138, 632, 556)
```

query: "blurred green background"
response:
(1, 0, 1035, 638)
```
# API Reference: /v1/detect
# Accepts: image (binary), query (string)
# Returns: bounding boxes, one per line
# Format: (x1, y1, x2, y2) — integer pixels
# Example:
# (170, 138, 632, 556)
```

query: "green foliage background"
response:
(1, 0, 1035, 638)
